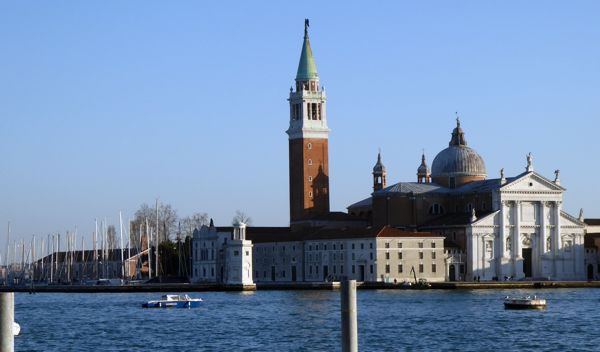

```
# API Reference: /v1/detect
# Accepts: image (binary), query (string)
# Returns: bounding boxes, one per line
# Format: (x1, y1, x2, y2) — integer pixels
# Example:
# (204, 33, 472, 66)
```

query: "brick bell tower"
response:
(287, 19, 330, 223)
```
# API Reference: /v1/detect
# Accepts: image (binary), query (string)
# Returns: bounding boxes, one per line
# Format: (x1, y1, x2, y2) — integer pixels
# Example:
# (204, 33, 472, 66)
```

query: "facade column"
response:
(499, 201, 507, 258)
(514, 201, 521, 259)
(552, 201, 562, 278)
(480, 235, 486, 279)
(554, 201, 562, 251)
(514, 201, 523, 278)
(540, 202, 547, 256)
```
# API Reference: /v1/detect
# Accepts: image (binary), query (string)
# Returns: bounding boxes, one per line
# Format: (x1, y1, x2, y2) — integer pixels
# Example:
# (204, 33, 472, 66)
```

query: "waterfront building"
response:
(584, 219, 600, 280)
(192, 20, 587, 283)
(349, 121, 586, 280)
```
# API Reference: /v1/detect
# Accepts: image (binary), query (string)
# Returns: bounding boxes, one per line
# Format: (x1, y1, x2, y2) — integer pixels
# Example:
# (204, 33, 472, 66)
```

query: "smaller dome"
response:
(417, 153, 430, 175)
(373, 152, 386, 174)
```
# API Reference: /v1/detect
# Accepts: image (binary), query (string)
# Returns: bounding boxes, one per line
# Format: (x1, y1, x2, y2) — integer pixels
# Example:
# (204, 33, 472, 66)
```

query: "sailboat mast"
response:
(146, 218, 151, 279)
(5, 222, 10, 286)
(155, 199, 159, 278)
(119, 211, 124, 280)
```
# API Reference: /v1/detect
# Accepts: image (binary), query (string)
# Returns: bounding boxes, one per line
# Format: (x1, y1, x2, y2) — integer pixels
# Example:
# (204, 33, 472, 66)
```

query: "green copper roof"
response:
(296, 30, 319, 81)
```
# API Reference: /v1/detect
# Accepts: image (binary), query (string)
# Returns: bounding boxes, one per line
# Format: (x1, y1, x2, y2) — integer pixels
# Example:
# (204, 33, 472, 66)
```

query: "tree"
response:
(180, 212, 209, 239)
(232, 210, 252, 226)
(131, 201, 178, 245)
(106, 225, 117, 250)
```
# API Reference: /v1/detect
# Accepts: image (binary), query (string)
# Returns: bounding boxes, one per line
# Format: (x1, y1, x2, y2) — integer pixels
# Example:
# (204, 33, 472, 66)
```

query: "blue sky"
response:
(1, 2, 599, 247)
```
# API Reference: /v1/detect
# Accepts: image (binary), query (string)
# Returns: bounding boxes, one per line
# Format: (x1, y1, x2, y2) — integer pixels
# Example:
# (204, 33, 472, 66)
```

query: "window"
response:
(234, 250, 239, 256)
(307, 143, 312, 149)
(398, 252, 402, 260)
(432, 264, 437, 273)
(398, 242, 403, 248)
(308, 176, 313, 182)
(333, 244, 336, 250)
(309, 191, 313, 198)
(341, 265, 344, 274)
(385, 265, 390, 274)
(431, 242, 436, 248)
(370, 243, 373, 249)
(352, 244, 355, 250)
(309, 266, 312, 274)
(246, 251, 250, 256)
(429, 204, 445, 215)
(385, 252, 390, 260)
(308, 159, 313, 166)
(419, 252, 423, 259)
(432, 252, 436, 259)
(418, 242, 424, 249)
(385, 242, 390, 249)
(341, 244, 344, 250)
(352, 253, 355, 260)
(352, 265, 355, 274)
(419, 264, 424, 273)
(360, 243, 364, 250)
(333, 266, 337, 274)
(398, 264, 403, 273)
(370, 265, 373, 274)
(370, 253, 373, 260)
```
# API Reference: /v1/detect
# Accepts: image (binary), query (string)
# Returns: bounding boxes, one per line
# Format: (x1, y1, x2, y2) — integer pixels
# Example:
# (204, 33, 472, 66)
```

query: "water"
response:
(14, 288, 600, 351)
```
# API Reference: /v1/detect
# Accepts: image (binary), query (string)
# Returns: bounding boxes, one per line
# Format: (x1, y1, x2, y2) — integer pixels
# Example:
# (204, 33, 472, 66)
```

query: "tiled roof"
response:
(242, 226, 440, 243)
(347, 197, 372, 209)
(585, 219, 600, 226)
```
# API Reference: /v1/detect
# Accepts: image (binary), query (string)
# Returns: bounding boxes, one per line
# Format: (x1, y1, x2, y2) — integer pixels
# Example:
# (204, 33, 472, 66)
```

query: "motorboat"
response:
(142, 294, 203, 308)
(13, 322, 20, 336)
(504, 295, 546, 310)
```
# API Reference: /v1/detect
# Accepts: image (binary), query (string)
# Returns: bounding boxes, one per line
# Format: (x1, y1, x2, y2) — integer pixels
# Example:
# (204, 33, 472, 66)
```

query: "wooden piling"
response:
(0, 292, 14, 352)
(341, 280, 358, 352)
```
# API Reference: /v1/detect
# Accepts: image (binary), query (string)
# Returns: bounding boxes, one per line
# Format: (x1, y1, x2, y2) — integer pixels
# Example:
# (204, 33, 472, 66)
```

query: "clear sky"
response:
(1, 1, 599, 249)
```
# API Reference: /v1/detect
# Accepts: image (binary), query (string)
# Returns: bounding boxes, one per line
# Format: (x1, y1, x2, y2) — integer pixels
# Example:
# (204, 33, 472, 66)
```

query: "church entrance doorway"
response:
(522, 248, 532, 278)
(292, 266, 297, 282)
(449, 265, 456, 282)
(359, 265, 365, 281)
(587, 264, 594, 280)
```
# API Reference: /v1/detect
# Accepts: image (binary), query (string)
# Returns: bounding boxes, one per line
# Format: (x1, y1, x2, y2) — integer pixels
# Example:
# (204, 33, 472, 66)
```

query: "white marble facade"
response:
(467, 171, 585, 280)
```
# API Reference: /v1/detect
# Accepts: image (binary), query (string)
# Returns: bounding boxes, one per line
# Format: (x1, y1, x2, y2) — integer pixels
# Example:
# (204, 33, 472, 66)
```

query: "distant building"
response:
(192, 20, 587, 283)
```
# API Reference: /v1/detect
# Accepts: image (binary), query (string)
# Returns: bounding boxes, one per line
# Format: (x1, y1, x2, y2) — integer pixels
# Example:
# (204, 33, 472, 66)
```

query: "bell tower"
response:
(287, 19, 330, 222)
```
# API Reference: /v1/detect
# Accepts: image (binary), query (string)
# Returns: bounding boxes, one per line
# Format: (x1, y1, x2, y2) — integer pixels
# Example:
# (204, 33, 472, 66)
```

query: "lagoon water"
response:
(14, 288, 600, 351)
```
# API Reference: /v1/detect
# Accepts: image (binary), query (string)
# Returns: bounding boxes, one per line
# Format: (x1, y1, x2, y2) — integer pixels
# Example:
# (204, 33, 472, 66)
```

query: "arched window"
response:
(506, 237, 512, 251)
(429, 204, 445, 215)
(308, 159, 313, 166)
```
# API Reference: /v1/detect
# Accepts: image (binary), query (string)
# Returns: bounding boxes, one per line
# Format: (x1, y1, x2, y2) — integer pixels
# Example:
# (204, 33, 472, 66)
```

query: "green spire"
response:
(296, 19, 319, 81)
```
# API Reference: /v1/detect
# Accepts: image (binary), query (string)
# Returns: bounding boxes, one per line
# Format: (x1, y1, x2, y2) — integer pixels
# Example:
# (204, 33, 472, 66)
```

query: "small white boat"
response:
(142, 294, 203, 308)
(504, 295, 546, 310)
(13, 322, 20, 336)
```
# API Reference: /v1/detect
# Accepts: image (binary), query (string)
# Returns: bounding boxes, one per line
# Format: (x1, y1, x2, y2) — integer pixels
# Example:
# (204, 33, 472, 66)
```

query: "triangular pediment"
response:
(561, 211, 585, 227)
(500, 172, 565, 193)
(471, 211, 499, 227)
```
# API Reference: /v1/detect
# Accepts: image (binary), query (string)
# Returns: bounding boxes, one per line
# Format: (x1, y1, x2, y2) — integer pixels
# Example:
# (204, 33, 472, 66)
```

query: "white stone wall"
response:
(467, 172, 586, 281)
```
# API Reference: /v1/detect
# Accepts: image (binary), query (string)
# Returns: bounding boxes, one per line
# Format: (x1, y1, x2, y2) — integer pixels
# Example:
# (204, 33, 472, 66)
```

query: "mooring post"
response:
(0, 292, 14, 352)
(341, 280, 358, 352)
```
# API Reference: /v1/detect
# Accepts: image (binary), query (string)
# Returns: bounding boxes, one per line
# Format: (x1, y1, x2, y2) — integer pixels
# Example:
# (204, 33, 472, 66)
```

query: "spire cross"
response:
(304, 18, 309, 35)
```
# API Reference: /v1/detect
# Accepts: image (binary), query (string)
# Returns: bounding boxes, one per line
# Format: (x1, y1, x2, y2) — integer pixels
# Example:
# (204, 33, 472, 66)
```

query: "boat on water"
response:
(504, 295, 546, 310)
(13, 322, 20, 336)
(142, 294, 203, 308)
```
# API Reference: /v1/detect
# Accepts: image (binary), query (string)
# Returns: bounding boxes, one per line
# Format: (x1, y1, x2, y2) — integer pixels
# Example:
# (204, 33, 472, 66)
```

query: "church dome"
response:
(431, 119, 486, 179)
